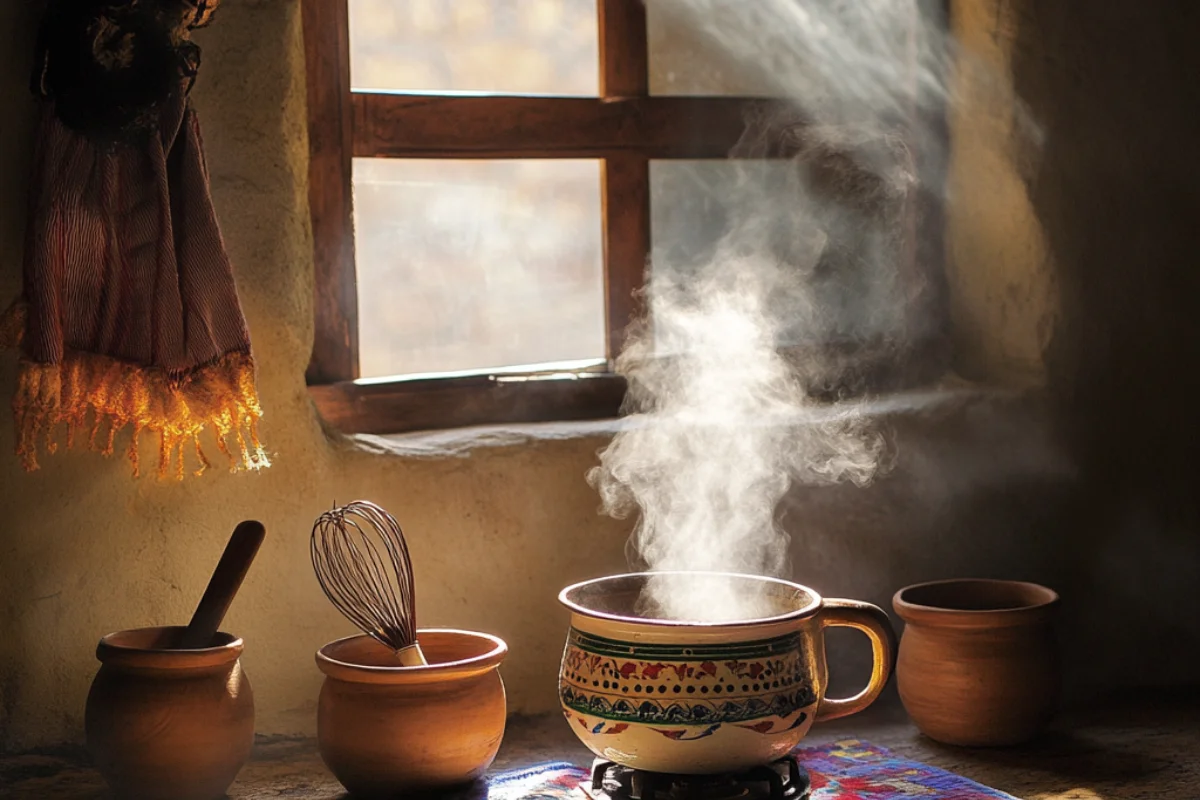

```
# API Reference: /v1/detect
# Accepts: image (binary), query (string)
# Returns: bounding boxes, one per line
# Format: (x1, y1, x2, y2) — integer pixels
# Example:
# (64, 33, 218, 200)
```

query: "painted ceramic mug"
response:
(559, 572, 897, 774)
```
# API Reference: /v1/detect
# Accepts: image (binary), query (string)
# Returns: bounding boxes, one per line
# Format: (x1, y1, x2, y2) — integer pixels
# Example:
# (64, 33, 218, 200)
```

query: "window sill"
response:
(344, 418, 625, 459)
(321, 377, 1037, 460)
(309, 371, 627, 436)
(307, 337, 958, 439)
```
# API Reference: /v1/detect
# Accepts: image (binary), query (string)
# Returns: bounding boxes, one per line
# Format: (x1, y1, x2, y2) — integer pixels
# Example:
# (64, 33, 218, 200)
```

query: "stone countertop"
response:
(3, 695, 1197, 800)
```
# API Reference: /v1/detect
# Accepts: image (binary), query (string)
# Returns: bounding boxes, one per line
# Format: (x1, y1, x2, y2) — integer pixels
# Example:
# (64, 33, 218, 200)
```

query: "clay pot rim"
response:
(559, 571, 822, 628)
(893, 578, 1059, 628)
(96, 625, 244, 670)
(316, 628, 507, 685)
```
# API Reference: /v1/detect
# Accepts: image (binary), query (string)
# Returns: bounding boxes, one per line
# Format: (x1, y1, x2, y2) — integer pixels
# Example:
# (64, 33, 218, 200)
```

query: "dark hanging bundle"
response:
(33, 0, 219, 142)
(1, 0, 270, 478)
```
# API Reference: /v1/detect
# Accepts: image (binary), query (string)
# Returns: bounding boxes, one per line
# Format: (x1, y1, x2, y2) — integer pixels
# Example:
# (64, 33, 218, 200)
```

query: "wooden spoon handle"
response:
(180, 521, 266, 649)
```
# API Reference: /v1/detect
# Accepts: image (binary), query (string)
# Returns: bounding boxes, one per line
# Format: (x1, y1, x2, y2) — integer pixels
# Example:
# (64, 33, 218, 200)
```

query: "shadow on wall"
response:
(0, 0, 38, 753)
(0, 7, 35, 295)
(777, 388, 1076, 700)
(1009, 1, 1200, 688)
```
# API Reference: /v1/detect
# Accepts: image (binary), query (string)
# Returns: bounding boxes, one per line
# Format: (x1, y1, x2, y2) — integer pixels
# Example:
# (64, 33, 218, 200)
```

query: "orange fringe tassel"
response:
(4, 301, 269, 479)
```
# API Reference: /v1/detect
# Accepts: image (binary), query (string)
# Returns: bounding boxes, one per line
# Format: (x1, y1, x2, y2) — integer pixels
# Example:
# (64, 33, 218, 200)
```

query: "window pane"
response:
(354, 159, 605, 379)
(647, 2, 777, 96)
(649, 2, 915, 103)
(650, 160, 909, 349)
(349, 0, 599, 96)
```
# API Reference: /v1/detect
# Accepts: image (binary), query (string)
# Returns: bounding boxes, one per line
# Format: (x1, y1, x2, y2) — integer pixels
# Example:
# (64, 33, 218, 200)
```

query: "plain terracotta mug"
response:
(893, 579, 1060, 747)
(85, 625, 255, 800)
(316, 628, 508, 797)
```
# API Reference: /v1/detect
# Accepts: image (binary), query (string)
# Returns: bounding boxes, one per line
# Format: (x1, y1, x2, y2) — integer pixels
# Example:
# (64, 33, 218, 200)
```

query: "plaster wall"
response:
(944, 0, 1057, 385)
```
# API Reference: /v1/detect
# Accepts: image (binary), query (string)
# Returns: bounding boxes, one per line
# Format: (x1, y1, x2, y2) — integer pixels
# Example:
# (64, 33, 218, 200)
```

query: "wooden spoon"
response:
(179, 521, 267, 649)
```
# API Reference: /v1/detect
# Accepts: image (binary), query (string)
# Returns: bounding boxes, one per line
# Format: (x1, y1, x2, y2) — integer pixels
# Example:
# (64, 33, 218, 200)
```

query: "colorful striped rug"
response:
(480, 739, 1017, 799)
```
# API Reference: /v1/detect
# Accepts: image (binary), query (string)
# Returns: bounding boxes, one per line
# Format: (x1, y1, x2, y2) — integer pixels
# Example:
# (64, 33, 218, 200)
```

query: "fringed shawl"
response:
(1, 0, 268, 478)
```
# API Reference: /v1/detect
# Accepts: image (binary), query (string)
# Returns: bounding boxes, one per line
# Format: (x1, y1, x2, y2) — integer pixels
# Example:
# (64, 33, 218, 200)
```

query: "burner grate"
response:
(581, 756, 810, 800)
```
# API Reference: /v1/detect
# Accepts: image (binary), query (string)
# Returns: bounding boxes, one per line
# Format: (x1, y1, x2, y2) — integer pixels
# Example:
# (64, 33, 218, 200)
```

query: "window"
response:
(302, 0, 944, 434)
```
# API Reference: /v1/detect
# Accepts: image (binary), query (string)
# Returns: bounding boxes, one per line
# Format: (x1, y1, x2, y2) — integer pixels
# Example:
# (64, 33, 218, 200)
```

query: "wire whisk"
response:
(311, 500, 427, 666)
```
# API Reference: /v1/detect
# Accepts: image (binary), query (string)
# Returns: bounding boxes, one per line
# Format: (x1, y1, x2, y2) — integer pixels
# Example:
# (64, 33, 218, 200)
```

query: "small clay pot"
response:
(893, 579, 1059, 747)
(85, 626, 255, 800)
(316, 628, 508, 797)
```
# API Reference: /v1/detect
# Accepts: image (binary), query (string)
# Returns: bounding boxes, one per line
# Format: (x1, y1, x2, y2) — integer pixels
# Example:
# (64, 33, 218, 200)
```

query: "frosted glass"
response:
(647, 1, 778, 96)
(349, 0, 598, 96)
(354, 159, 606, 378)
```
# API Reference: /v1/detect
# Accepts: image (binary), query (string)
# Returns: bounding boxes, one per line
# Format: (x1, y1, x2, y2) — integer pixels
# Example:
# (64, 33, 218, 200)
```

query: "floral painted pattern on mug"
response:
(571, 715, 630, 736)
(560, 628, 817, 727)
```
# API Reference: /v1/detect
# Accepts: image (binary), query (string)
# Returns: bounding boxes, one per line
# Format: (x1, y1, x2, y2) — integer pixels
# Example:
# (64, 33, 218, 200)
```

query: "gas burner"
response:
(579, 756, 811, 800)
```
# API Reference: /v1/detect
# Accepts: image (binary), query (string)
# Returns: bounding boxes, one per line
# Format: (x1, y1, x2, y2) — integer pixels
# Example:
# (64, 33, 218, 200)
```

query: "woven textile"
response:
(2, 0, 267, 479)
(473, 739, 1018, 800)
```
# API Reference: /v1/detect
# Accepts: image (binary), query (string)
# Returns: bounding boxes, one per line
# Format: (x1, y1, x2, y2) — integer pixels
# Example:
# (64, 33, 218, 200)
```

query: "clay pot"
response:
(893, 579, 1060, 747)
(558, 572, 897, 775)
(85, 626, 255, 800)
(316, 628, 508, 797)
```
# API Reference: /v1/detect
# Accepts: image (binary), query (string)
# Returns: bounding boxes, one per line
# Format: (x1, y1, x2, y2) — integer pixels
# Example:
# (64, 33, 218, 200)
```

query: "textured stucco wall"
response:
(945, 0, 1057, 384)
(1, 0, 1198, 753)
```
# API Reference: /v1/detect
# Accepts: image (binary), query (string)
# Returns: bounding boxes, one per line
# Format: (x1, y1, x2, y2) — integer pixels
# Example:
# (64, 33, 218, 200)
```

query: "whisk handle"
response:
(180, 521, 267, 649)
(397, 643, 428, 667)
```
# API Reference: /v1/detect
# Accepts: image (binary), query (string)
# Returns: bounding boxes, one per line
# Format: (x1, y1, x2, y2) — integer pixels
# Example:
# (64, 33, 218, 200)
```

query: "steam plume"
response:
(588, 0, 1028, 622)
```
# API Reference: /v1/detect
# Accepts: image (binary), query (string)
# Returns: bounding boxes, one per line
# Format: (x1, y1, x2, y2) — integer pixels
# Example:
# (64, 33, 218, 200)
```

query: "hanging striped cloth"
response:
(0, 0, 268, 479)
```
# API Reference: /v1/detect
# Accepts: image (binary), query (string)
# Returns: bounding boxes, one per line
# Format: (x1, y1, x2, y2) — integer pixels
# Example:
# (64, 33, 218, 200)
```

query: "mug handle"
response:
(815, 599, 898, 723)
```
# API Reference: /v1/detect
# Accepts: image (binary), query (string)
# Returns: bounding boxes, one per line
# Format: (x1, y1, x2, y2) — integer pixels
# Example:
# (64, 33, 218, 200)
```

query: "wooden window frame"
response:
(302, 0, 948, 436)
